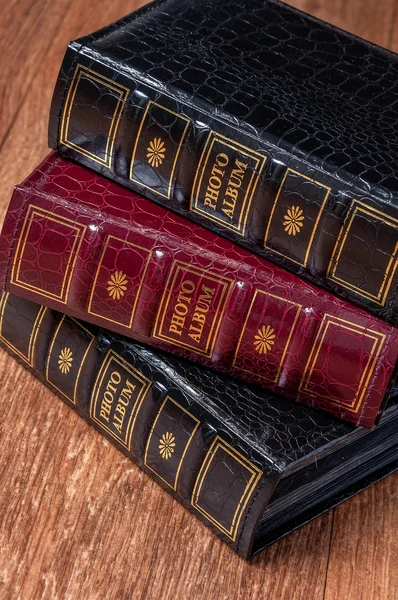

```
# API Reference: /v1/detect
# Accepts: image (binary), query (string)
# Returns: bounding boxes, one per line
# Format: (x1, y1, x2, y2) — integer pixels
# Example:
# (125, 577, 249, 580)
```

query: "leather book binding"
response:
(0, 153, 397, 427)
(49, 0, 398, 323)
(0, 290, 397, 559)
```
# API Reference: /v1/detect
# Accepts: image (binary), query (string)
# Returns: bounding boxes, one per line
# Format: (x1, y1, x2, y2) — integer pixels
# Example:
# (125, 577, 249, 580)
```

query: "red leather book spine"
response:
(0, 153, 397, 427)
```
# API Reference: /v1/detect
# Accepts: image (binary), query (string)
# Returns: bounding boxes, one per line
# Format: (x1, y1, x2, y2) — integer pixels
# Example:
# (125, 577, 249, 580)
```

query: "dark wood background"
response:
(0, 1, 397, 598)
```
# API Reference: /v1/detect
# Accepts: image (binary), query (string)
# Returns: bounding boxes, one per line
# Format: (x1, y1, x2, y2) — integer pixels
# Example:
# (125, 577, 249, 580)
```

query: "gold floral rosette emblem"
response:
(146, 137, 166, 168)
(159, 432, 176, 460)
(254, 325, 276, 355)
(283, 206, 304, 236)
(58, 347, 73, 374)
(107, 271, 128, 301)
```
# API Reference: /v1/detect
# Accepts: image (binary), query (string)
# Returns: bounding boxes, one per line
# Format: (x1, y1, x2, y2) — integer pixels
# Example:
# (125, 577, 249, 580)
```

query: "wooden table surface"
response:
(0, 1, 397, 598)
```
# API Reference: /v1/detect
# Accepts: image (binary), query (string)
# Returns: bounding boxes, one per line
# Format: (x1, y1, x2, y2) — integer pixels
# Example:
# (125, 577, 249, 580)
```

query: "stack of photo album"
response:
(0, 0, 397, 559)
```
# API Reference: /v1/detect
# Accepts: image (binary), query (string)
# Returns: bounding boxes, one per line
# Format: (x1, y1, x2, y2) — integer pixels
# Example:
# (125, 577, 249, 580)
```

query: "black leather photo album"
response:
(0, 291, 396, 560)
(50, 0, 398, 323)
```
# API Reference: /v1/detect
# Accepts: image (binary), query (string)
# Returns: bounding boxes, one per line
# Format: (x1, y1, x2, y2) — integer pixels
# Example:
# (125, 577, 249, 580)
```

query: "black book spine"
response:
(0, 291, 279, 559)
(48, 8, 398, 324)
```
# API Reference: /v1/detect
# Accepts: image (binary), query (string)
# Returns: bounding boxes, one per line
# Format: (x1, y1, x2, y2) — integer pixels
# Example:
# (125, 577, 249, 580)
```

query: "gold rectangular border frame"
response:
(190, 131, 267, 236)
(87, 235, 152, 328)
(144, 395, 200, 491)
(263, 168, 331, 268)
(90, 349, 152, 450)
(60, 64, 130, 169)
(153, 260, 234, 358)
(327, 200, 398, 305)
(232, 289, 302, 383)
(129, 101, 190, 199)
(191, 436, 262, 541)
(10, 205, 87, 304)
(298, 314, 386, 413)
(0, 292, 47, 367)
(45, 316, 95, 405)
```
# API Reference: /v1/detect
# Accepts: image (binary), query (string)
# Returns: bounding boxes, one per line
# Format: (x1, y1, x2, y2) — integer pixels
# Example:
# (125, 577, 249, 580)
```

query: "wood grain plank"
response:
(289, 0, 396, 46)
(0, 0, 149, 223)
(0, 351, 333, 600)
(386, 1, 398, 52)
(0, 0, 396, 599)
(0, 0, 71, 145)
(324, 475, 398, 600)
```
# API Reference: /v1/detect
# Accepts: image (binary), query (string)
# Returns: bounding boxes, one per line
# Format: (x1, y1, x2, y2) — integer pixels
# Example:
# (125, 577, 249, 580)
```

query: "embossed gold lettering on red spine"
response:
(1, 153, 397, 427)
(49, 0, 398, 324)
(1, 291, 397, 558)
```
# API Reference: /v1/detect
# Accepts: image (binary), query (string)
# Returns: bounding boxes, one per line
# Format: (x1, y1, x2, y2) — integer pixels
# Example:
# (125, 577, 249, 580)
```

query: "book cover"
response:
(1, 153, 397, 427)
(49, 0, 398, 323)
(0, 290, 397, 559)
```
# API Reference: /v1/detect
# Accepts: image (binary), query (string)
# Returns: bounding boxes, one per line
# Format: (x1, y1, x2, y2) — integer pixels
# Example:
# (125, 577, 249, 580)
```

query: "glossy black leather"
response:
(50, 0, 398, 323)
(0, 291, 397, 558)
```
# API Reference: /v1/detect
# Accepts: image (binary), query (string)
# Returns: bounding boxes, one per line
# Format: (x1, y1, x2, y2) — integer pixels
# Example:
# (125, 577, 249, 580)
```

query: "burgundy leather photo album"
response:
(0, 152, 397, 427)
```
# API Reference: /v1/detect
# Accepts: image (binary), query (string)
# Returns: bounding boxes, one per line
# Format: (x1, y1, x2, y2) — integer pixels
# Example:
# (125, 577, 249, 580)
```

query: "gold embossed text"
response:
(99, 370, 136, 433)
(204, 153, 248, 219)
(169, 279, 216, 344)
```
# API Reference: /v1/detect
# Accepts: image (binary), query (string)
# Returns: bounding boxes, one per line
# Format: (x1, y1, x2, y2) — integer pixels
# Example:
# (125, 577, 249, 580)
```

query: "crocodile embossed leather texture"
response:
(0, 291, 397, 558)
(0, 153, 397, 427)
(49, 0, 398, 323)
